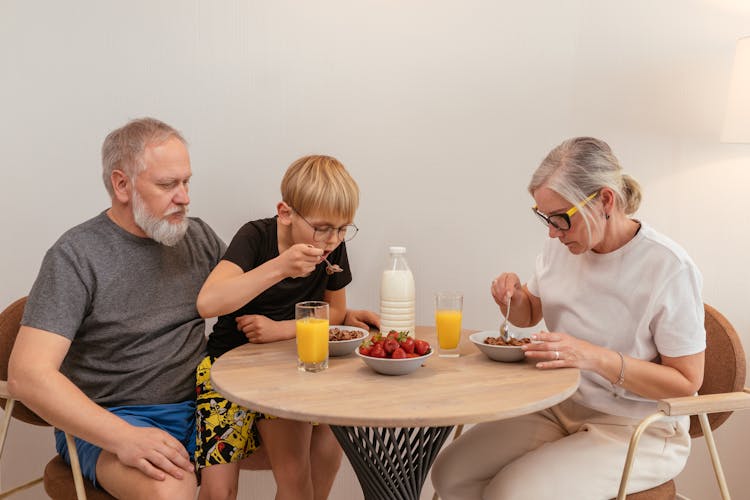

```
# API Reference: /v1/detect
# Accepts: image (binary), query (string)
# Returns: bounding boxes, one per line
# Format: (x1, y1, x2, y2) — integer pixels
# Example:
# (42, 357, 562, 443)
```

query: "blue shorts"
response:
(55, 400, 196, 487)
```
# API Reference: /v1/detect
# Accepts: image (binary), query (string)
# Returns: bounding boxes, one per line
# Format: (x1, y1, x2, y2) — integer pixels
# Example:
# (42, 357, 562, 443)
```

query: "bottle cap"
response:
(388, 246, 406, 254)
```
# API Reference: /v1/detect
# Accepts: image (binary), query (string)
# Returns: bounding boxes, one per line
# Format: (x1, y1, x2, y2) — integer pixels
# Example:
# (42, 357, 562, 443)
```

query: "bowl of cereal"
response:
(328, 325, 369, 357)
(469, 331, 531, 362)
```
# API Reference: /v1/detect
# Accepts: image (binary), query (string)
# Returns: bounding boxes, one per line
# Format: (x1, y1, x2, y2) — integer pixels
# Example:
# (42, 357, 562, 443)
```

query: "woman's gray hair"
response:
(101, 117, 186, 197)
(528, 137, 642, 227)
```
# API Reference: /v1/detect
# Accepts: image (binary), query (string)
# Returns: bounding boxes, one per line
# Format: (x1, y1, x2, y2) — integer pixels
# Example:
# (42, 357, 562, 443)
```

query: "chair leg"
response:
(1, 398, 44, 496)
(65, 432, 87, 500)
(0, 398, 15, 457)
(431, 424, 464, 500)
(698, 413, 730, 500)
(617, 411, 667, 500)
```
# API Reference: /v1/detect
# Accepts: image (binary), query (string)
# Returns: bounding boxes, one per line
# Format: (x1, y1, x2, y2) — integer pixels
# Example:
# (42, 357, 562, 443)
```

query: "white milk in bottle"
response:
(380, 246, 416, 337)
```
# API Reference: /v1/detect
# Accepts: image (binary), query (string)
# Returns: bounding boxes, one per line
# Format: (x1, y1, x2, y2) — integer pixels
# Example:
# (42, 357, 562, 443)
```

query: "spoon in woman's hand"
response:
(500, 293, 512, 342)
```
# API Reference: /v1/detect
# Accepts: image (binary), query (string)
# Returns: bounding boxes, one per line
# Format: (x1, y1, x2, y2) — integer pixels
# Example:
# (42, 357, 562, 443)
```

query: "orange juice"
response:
(296, 318, 329, 363)
(435, 309, 462, 349)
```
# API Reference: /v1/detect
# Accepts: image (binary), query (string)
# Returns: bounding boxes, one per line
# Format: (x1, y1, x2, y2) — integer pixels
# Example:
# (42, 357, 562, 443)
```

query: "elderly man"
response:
(8, 117, 224, 499)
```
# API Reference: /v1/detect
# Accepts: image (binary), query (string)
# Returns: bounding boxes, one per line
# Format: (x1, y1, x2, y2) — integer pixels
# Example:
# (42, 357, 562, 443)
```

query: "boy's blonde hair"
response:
(281, 155, 359, 221)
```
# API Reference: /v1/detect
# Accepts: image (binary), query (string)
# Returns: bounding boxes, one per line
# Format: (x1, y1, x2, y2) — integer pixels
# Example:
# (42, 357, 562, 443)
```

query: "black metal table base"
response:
(331, 425, 454, 500)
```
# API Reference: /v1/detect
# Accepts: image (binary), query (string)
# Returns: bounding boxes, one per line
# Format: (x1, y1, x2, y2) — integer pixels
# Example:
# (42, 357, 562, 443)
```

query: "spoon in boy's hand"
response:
(323, 257, 343, 275)
(305, 244, 343, 275)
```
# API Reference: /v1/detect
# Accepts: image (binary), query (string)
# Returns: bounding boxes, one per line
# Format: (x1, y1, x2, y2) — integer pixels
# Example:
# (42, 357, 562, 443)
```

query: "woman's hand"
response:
(491, 272, 545, 328)
(526, 330, 706, 399)
(523, 330, 609, 372)
(491, 272, 522, 308)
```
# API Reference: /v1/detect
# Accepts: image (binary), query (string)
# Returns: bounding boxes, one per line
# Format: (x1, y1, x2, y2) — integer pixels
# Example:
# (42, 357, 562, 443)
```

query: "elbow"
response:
(686, 374, 704, 396)
(672, 373, 703, 398)
(6, 363, 31, 401)
(196, 295, 215, 319)
(7, 352, 38, 402)
(7, 375, 24, 400)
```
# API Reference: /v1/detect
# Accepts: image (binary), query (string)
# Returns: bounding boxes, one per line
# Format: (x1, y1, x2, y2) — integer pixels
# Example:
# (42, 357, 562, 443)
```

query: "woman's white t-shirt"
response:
(527, 222, 705, 420)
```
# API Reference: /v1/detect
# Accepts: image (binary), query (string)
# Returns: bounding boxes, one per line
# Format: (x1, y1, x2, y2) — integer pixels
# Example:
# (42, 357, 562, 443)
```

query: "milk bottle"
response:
(380, 246, 416, 337)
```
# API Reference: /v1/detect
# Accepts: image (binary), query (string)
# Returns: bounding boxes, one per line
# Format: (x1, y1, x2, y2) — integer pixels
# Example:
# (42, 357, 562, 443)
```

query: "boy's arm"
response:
(324, 288, 347, 325)
(236, 289, 345, 344)
(239, 289, 379, 343)
(8, 327, 193, 480)
(345, 309, 380, 330)
(197, 243, 324, 318)
(324, 289, 380, 330)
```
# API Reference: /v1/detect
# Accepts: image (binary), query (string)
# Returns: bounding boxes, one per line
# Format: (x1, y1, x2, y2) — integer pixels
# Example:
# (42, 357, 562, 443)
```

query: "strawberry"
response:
(406, 352, 419, 358)
(358, 340, 372, 356)
(369, 344, 386, 358)
(386, 330, 400, 341)
(414, 339, 430, 356)
(391, 347, 407, 359)
(398, 332, 415, 354)
(370, 334, 385, 350)
(384, 337, 399, 355)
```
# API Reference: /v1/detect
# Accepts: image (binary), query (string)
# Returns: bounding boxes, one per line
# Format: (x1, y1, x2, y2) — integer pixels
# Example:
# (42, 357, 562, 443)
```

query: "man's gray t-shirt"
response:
(21, 212, 225, 407)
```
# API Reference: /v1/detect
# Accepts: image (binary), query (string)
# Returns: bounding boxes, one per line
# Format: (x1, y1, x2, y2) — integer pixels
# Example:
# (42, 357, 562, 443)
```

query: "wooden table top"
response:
(211, 326, 580, 427)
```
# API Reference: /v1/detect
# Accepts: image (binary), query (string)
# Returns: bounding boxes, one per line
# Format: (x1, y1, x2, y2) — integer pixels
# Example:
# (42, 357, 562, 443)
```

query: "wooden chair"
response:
(617, 303, 750, 499)
(0, 296, 114, 500)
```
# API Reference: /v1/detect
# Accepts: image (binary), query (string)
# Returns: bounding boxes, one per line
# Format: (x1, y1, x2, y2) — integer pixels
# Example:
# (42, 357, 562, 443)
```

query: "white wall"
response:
(1, 1, 749, 498)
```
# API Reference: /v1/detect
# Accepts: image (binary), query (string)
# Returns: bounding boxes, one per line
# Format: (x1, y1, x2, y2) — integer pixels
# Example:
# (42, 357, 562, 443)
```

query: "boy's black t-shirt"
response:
(206, 217, 352, 358)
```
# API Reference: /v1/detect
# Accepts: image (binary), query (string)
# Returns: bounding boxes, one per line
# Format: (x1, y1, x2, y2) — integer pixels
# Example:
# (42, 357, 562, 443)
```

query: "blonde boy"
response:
(195, 155, 377, 500)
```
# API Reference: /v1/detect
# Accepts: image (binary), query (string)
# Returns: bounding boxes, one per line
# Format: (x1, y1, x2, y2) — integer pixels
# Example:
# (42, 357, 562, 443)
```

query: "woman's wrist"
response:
(611, 350, 626, 387)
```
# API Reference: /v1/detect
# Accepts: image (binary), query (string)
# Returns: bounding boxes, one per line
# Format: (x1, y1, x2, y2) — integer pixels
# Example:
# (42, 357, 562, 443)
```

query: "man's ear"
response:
(277, 201, 293, 225)
(111, 170, 132, 204)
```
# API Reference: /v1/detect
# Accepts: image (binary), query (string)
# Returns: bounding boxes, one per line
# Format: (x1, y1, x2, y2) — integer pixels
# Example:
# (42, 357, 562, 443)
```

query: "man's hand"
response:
(115, 426, 193, 481)
(236, 314, 288, 343)
(344, 309, 380, 330)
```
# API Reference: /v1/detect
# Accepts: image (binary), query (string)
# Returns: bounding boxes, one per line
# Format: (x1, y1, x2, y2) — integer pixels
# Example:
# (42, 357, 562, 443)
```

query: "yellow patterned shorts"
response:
(195, 356, 272, 469)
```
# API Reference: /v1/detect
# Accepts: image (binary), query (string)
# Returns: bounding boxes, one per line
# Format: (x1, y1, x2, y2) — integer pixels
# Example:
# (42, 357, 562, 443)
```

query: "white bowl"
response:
(328, 326, 369, 357)
(469, 331, 528, 362)
(356, 349, 433, 375)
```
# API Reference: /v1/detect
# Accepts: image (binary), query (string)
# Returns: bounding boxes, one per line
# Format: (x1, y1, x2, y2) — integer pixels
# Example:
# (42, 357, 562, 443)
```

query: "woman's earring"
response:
(605, 213, 610, 220)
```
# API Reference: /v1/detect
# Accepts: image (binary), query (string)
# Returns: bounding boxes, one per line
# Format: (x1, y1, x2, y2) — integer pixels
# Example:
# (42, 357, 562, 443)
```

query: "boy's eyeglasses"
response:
(531, 192, 598, 231)
(292, 209, 359, 242)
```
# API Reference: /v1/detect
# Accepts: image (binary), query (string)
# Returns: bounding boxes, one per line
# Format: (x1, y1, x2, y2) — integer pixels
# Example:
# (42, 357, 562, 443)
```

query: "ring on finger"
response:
(554, 350, 560, 360)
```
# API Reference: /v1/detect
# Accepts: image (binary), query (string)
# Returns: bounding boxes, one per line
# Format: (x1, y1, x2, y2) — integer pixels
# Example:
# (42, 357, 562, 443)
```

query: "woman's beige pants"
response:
(431, 398, 690, 500)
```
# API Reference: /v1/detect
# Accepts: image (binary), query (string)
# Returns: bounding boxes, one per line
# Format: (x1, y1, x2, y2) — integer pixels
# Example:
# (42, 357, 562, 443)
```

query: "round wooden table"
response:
(211, 327, 579, 500)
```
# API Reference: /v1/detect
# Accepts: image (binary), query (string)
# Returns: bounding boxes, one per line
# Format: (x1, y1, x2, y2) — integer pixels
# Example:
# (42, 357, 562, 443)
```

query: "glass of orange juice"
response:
(435, 292, 463, 357)
(295, 301, 329, 372)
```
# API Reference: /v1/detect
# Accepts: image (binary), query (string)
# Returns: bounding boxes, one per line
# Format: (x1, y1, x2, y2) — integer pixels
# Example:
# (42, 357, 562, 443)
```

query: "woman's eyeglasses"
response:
(531, 192, 598, 231)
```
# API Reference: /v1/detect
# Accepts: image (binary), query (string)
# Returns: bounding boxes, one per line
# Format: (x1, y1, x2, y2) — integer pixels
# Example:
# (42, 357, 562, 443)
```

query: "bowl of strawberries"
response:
(356, 330, 432, 375)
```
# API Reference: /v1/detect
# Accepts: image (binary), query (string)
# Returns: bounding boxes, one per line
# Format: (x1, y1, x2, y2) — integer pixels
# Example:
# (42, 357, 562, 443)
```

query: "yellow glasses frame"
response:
(532, 191, 599, 231)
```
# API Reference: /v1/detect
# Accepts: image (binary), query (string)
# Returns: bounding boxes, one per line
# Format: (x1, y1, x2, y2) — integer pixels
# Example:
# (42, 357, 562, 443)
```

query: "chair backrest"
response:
(0, 296, 48, 426)
(689, 303, 747, 437)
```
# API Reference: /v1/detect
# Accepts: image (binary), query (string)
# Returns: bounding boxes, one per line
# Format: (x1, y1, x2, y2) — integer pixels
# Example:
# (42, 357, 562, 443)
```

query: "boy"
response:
(195, 155, 377, 500)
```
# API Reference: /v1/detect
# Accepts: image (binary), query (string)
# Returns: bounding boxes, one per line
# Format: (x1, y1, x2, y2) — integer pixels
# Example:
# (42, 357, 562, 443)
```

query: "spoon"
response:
(500, 293, 512, 342)
(323, 257, 343, 275)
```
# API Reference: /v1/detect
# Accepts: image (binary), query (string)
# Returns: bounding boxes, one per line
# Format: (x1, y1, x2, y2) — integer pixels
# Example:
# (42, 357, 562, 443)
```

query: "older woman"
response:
(431, 137, 705, 499)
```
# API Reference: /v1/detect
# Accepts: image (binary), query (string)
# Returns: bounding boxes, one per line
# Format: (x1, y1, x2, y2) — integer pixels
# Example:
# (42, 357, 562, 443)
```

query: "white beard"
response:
(132, 190, 189, 247)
